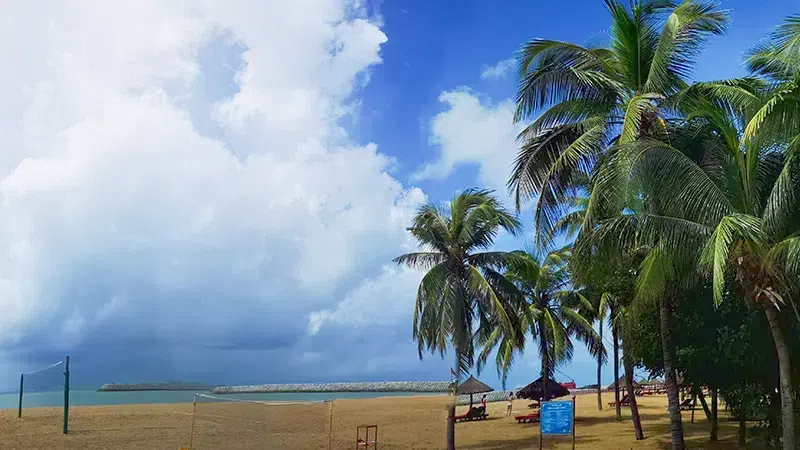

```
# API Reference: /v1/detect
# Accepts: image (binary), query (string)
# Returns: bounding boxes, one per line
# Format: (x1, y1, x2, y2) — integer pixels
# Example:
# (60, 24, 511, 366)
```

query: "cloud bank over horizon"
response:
(0, 0, 462, 390)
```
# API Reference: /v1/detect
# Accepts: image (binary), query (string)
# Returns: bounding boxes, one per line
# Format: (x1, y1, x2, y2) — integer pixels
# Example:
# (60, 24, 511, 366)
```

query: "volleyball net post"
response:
(18, 373, 24, 418)
(63, 356, 70, 434)
(16, 356, 70, 433)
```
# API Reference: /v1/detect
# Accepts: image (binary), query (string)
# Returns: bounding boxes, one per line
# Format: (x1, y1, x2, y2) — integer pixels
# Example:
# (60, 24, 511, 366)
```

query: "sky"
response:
(0, 0, 796, 392)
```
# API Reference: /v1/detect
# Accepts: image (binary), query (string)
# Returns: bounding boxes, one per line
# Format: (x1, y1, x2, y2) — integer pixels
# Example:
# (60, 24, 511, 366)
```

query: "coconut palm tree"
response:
(393, 189, 524, 450)
(476, 247, 603, 402)
(548, 189, 613, 413)
(509, 3, 729, 446)
(510, 0, 729, 244)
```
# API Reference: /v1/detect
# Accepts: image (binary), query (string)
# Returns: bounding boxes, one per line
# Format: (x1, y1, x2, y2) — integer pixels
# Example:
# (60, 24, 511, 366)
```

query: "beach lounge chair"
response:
(515, 412, 540, 423)
(679, 398, 696, 411)
(608, 394, 631, 407)
(455, 406, 488, 422)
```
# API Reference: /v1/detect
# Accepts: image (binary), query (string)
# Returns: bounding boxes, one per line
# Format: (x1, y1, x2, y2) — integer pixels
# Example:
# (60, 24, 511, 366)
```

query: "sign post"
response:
(539, 395, 576, 449)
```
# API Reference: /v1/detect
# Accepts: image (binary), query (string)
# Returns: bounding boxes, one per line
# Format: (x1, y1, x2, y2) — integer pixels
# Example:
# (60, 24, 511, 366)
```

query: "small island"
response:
(97, 382, 215, 392)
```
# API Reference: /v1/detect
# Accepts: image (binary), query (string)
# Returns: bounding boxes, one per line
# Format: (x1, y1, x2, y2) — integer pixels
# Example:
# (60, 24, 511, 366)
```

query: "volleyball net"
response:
(17, 357, 71, 434)
(184, 393, 333, 450)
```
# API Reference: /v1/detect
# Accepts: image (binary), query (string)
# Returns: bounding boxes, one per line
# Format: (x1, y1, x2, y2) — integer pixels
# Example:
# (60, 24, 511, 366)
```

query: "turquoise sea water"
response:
(1, 390, 436, 410)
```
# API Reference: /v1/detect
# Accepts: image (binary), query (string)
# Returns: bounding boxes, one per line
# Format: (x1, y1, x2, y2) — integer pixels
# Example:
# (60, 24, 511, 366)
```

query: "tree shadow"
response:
(67, 426, 183, 435)
(459, 434, 600, 450)
(574, 412, 667, 426)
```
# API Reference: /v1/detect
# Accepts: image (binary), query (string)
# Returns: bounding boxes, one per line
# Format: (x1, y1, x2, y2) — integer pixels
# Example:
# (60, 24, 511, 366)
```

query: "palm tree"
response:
(595, 294, 609, 412)
(509, 3, 729, 447)
(738, 18, 800, 447)
(549, 190, 612, 413)
(476, 247, 602, 402)
(393, 189, 524, 450)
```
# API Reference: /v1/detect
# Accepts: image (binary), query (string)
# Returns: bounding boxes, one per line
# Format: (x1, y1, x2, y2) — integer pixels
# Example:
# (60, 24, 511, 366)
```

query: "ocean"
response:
(0, 390, 434, 409)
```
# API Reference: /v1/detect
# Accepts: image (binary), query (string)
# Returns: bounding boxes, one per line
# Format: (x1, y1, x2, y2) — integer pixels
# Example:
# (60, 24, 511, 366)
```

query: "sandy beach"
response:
(1, 393, 745, 449)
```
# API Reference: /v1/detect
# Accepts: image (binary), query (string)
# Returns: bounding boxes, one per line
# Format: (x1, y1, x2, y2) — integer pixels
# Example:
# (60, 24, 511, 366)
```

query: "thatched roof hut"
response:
(457, 375, 493, 407)
(517, 377, 570, 401)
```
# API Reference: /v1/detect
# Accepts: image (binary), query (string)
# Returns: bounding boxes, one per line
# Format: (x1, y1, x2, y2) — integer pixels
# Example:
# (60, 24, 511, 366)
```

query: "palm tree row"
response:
(394, 190, 604, 450)
(394, 2, 799, 449)
(510, 1, 800, 449)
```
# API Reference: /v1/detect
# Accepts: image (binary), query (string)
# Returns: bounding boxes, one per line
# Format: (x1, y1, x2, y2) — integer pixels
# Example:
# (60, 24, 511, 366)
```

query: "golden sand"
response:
(1, 393, 744, 449)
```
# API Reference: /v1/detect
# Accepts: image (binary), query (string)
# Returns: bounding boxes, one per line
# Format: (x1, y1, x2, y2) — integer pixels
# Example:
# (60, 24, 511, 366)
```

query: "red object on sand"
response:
(515, 412, 540, 423)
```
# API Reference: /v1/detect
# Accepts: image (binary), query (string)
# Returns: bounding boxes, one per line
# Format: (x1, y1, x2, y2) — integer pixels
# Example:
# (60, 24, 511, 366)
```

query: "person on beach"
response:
(506, 391, 513, 416)
(481, 394, 487, 410)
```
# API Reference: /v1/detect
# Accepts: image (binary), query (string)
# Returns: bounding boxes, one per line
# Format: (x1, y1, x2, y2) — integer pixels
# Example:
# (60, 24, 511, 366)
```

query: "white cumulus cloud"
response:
(0, 0, 442, 388)
(480, 58, 515, 80)
(413, 90, 523, 192)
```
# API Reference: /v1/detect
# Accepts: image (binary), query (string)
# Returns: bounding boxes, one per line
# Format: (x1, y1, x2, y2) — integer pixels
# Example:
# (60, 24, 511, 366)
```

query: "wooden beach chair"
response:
(679, 398, 696, 411)
(608, 393, 631, 407)
(515, 412, 540, 423)
(455, 406, 488, 422)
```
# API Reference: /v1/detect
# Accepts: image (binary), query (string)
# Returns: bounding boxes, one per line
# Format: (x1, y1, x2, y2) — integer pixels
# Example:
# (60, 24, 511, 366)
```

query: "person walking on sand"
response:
(506, 391, 514, 416)
(481, 394, 487, 410)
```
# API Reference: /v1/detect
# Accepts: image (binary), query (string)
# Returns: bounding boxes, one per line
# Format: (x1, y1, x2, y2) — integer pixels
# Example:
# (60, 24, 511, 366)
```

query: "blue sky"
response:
(0, 0, 796, 393)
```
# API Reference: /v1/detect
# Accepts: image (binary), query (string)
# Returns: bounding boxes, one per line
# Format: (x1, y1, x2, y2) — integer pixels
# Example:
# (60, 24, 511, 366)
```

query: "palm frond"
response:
(515, 40, 617, 121)
(393, 252, 447, 270)
(645, 0, 729, 93)
(743, 79, 800, 142)
(762, 139, 800, 239)
(746, 14, 800, 82)
(700, 214, 767, 306)
(510, 119, 608, 247)
(635, 246, 675, 306)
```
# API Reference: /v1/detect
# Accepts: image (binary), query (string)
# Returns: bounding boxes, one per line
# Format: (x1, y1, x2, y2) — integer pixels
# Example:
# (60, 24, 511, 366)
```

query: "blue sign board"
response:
(540, 400, 574, 435)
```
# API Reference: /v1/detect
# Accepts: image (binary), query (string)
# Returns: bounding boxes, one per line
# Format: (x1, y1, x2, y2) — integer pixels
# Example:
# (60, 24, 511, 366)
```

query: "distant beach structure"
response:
(212, 381, 451, 394)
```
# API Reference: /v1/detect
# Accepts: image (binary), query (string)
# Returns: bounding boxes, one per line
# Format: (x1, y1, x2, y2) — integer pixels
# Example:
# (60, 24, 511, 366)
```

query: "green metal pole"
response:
(63, 356, 70, 434)
(18, 374, 24, 418)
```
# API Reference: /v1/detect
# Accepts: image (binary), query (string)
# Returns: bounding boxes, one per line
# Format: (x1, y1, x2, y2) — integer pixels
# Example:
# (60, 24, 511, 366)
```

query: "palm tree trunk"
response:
(660, 297, 685, 450)
(710, 388, 718, 441)
(540, 320, 551, 402)
(447, 352, 457, 450)
(612, 308, 621, 421)
(597, 323, 603, 411)
(738, 412, 747, 446)
(542, 340, 550, 402)
(623, 347, 644, 439)
(764, 303, 795, 450)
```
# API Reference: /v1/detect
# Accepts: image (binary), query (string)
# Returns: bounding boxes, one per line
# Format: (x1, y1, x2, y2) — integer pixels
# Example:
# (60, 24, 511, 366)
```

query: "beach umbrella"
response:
(606, 376, 640, 391)
(641, 379, 664, 388)
(457, 375, 493, 408)
(517, 377, 570, 401)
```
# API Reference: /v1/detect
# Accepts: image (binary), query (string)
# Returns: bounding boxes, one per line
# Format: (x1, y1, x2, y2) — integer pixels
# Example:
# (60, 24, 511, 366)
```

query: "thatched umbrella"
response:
(641, 379, 665, 393)
(517, 377, 570, 401)
(606, 376, 640, 391)
(457, 375, 493, 408)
